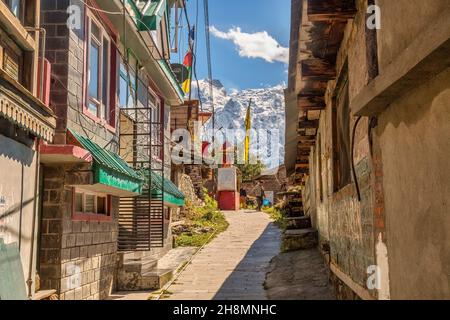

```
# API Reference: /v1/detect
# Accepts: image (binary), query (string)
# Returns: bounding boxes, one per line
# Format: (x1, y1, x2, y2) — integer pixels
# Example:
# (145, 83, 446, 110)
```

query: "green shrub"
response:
(262, 206, 286, 229)
(175, 190, 229, 247)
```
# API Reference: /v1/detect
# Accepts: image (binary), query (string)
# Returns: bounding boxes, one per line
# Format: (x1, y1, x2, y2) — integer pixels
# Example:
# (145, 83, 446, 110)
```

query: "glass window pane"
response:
(9, 0, 20, 17)
(102, 38, 109, 119)
(119, 76, 128, 109)
(88, 101, 98, 116)
(128, 71, 136, 108)
(97, 197, 107, 215)
(85, 194, 95, 213)
(91, 21, 101, 42)
(75, 193, 83, 212)
(137, 79, 148, 109)
(89, 42, 99, 100)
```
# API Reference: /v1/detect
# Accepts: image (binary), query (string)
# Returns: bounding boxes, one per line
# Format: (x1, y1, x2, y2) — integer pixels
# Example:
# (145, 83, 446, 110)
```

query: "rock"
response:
(281, 228, 318, 252)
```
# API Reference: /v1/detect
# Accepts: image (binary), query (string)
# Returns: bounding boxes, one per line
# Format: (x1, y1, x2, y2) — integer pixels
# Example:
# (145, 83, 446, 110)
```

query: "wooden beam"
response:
(296, 158, 309, 164)
(299, 119, 320, 129)
(307, 0, 357, 22)
(295, 163, 309, 170)
(301, 58, 336, 80)
(298, 93, 326, 110)
(296, 167, 310, 174)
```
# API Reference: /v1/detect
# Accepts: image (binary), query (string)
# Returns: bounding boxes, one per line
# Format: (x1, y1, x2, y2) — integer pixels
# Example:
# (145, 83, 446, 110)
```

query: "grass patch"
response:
(262, 205, 286, 229)
(174, 191, 229, 247)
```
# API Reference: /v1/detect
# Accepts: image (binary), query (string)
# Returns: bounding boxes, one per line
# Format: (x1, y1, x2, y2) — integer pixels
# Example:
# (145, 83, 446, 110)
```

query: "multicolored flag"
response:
(182, 27, 196, 94)
(181, 51, 193, 93)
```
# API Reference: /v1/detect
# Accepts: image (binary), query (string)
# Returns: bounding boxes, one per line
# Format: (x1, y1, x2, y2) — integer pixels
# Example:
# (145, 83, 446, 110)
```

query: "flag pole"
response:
(244, 98, 252, 165)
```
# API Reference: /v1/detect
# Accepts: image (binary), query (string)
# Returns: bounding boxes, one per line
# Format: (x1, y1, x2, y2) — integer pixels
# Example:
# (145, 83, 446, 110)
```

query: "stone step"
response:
(285, 216, 312, 230)
(281, 228, 318, 252)
(121, 256, 158, 274)
(141, 269, 174, 290)
(116, 247, 196, 291)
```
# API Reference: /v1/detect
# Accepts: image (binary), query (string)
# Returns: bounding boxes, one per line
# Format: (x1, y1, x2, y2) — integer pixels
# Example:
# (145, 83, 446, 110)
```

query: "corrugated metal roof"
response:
(146, 169, 185, 200)
(70, 130, 143, 181)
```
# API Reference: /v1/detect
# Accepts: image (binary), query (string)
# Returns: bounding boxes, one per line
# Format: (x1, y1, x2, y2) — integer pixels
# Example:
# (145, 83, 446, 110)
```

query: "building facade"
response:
(285, 0, 450, 299)
(0, 0, 56, 300)
(36, 0, 185, 299)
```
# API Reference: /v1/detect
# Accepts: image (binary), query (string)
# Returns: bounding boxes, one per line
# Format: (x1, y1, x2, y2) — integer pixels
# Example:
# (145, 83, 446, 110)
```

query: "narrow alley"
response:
(164, 210, 280, 300)
(1, 0, 449, 306)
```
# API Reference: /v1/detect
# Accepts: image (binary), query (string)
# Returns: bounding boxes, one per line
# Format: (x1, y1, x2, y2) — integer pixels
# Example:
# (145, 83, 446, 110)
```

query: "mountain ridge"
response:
(191, 80, 286, 166)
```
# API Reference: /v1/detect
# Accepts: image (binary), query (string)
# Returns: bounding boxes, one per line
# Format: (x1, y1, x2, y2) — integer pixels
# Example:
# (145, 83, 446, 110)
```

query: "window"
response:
(73, 188, 111, 221)
(332, 66, 351, 191)
(118, 62, 136, 109)
(0, 32, 23, 82)
(3, 0, 22, 19)
(86, 11, 113, 123)
(149, 91, 163, 160)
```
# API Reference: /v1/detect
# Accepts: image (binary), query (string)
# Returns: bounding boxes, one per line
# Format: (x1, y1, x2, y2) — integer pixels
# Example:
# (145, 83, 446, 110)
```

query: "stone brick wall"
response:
(39, 164, 119, 300)
(328, 159, 375, 289)
(41, 0, 70, 144)
(301, 0, 380, 299)
(41, 0, 118, 151)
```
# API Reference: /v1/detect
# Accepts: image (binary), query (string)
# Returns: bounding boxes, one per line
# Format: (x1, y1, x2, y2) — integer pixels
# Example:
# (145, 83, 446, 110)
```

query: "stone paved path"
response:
(265, 249, 335, 300)
(164, 210, 281, 300)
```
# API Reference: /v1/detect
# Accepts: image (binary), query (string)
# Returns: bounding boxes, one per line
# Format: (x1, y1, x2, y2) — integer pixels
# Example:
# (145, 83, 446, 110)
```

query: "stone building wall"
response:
(39, 164, 118, 300)
(41, 0, 118, 151)
(303, 0, 450, 299)
(376, 68, 450, 299)
(303, 0, 379, 298)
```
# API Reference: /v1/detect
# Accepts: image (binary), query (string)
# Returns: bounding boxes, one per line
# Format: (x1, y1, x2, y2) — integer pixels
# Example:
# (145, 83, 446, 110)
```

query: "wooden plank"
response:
(307, 0, 357, 22)
(296, 167, 310, 174)
(299, 119, 320, 129)
(33, 289, 57, 300)
(330, 262, 375, 300)
(301, 58, 336, 80)
(298, 93, 326, 110)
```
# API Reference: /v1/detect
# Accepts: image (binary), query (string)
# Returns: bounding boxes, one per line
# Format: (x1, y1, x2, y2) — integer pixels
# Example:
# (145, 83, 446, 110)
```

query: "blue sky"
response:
(171, 0, 291, 91)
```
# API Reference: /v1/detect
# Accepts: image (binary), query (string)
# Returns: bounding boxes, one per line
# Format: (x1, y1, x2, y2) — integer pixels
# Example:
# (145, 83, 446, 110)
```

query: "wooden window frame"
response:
(83, 8, 118, 131)
(72, 187, 112, 222)
(317, 133, 323, 203)
(332, 64, 352, 192)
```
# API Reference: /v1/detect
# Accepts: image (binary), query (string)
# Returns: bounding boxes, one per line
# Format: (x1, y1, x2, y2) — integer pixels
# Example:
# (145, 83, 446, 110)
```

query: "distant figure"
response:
(204, 179, 216, 199)
(240, 187, 247, 209)
(254, 181, 266, 211)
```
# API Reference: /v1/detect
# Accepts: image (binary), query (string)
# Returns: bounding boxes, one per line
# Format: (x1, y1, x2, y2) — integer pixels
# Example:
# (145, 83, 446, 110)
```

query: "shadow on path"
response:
(212, 218, 281, 300)
(264, 248, 335, 300)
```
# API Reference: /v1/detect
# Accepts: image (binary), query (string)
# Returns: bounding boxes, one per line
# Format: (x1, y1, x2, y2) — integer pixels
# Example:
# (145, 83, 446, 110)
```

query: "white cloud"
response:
(210, 26, 289, 64)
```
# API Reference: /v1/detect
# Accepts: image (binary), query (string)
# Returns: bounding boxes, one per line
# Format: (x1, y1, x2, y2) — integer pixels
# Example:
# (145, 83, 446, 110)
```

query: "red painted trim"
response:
(86, 0, 119, 37)
(72, 212, 112, 222)
(40, 142, 93, 162)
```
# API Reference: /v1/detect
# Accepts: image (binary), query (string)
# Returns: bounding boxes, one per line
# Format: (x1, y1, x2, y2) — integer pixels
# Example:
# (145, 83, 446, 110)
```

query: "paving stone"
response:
(164, 210, 281, 300)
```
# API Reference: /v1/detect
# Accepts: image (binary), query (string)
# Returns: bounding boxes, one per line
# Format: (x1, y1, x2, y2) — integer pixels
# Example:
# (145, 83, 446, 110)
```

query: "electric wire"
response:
(203, 0, 215, 147)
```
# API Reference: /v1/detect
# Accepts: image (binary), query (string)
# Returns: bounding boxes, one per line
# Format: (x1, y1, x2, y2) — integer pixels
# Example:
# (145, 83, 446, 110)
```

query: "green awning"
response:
(70, 130, 143, 196)
(145, 170, 185, 207)
(127, 0, 167, 31)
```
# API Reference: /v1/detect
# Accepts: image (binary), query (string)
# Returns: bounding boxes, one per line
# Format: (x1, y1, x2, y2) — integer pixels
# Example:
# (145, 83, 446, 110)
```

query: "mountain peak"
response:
(194, 79, 286, 167)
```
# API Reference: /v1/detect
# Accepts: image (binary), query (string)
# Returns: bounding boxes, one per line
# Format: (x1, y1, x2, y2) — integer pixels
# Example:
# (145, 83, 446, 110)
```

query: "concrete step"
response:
(141, 269, 174, 290)
(285, 216, 312, 230)
(121, 256, 158, 274)
(281, 228, 318, 252)
(116, 247, 196, 291)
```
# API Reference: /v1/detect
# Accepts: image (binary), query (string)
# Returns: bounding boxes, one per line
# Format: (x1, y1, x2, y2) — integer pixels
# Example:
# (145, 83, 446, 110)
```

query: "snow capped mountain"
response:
(191, 80, 286, 167)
